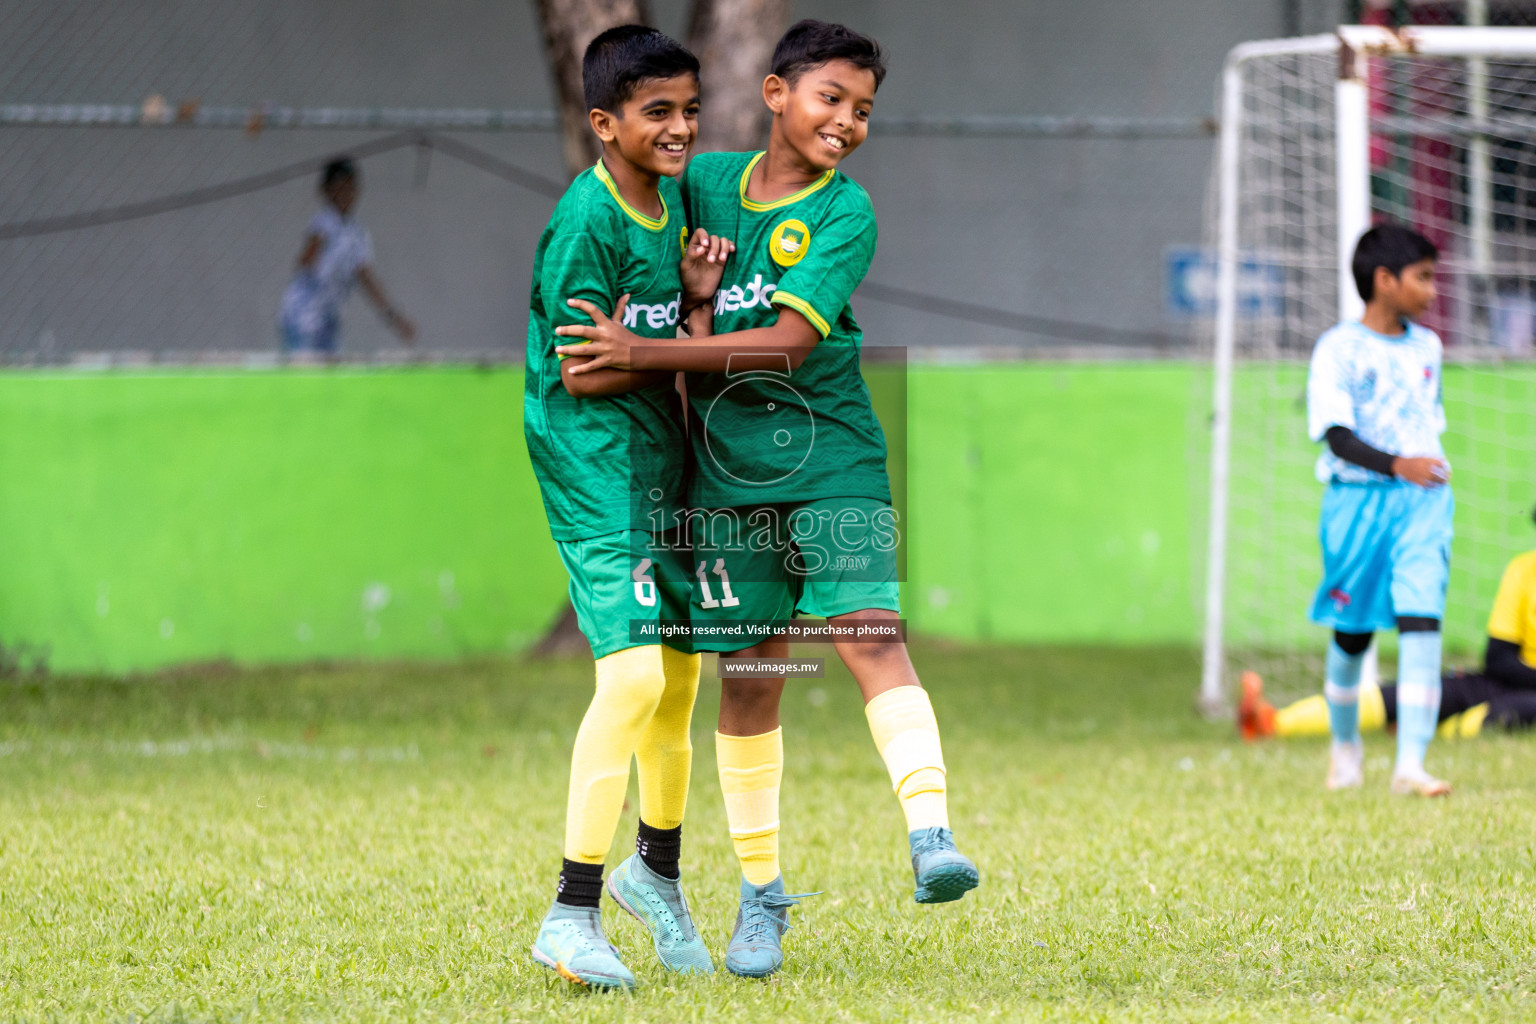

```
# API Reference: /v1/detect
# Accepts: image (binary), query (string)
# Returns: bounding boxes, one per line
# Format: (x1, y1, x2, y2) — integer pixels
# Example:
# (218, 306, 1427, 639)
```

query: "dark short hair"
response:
(770, 19, 886, 89)
(583, 25, 699, 114)
(321, 158, 356, 191)
(1352, 223, 1437, 301)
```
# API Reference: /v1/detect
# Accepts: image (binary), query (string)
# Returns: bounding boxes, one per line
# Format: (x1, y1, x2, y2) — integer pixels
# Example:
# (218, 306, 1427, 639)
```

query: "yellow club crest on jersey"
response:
(769, 219, 810, 267)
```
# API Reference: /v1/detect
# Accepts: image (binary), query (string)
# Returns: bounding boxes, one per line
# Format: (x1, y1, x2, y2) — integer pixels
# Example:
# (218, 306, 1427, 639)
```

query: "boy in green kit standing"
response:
(557, 19, 978, 980)
(525, 25, 735, 990)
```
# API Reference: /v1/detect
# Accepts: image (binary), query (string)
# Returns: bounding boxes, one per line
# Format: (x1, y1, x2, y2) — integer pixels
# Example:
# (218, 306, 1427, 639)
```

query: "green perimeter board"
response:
(3, 364, 1530, 673)
(922, 362, 1536, 653)
(902, 365, 1198, 644)
(1, 364, 1200, 673)
(0, 368, 566, 672)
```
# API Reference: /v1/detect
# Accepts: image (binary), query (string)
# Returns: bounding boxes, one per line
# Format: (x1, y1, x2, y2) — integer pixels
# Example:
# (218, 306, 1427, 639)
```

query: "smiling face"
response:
(766, 59, 877, 172)
(1376, 258, 1437, 321)
(592, 73, 700, 179)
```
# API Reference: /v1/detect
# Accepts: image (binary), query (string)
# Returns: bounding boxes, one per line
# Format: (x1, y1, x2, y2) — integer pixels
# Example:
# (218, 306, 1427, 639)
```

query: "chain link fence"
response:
(16, 3, 1529, 365)
(0, 1, 1265, 366)
(0, 2, 574, 365)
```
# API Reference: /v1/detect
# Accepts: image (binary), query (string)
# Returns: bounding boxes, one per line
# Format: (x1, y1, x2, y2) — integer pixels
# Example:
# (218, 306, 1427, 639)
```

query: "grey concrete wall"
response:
(0, 0, 1342, 359)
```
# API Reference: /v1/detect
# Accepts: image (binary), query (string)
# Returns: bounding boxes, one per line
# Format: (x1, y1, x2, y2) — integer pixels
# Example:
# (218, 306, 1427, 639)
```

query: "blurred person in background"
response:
(278, 157, 416, 359)
(1301, 224, 1452, 796)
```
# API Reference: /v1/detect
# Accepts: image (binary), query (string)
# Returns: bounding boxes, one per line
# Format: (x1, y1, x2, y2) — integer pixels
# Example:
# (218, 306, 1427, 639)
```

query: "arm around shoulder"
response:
(554, 299, 821, 375)
(640, 303, 821, 373)
(559, 358, 673, 398)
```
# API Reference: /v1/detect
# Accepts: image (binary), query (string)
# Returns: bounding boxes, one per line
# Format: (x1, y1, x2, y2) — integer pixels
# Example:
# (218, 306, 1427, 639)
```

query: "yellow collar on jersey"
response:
(593, 159, 668, 231)
(738, 152, 833, 211)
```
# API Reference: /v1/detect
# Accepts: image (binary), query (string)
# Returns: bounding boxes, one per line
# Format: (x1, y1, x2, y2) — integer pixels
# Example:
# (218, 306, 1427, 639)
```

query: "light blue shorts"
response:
(1309, 481, 1454, 633)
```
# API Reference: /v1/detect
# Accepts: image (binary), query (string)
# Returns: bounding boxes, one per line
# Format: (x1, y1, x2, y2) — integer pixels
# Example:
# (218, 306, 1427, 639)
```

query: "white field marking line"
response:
(0, 736, 420, 761)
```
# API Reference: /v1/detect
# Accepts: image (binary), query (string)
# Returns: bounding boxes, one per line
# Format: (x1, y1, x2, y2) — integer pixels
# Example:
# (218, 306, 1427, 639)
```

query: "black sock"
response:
(555, 858, 603, 909)
(636, 820, 682, 880)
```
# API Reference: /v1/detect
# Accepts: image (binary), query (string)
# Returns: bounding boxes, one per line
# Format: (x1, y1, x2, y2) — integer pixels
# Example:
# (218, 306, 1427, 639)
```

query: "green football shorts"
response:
(556, 530, 694, 658)
(684, 496, 901, 653)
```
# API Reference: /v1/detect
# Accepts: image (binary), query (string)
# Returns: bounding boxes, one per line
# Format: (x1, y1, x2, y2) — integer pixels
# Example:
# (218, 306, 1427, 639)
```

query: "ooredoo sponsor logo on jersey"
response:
(621, 293, 681, 331)
(714, 274, 777, 315)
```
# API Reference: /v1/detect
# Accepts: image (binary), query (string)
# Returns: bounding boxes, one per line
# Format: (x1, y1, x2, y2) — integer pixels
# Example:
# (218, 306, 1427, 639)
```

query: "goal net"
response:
(1201, 26, 1536, 707)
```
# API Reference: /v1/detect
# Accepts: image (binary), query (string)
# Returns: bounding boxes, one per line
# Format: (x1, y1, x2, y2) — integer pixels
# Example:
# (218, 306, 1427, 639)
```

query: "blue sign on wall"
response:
(1165, 247, 1285, 319)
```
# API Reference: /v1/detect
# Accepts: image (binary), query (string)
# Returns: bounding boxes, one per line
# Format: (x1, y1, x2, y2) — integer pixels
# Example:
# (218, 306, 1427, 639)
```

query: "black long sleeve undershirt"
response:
(1485, 636, 1536, 691)
(1324, 425, 1398, 477)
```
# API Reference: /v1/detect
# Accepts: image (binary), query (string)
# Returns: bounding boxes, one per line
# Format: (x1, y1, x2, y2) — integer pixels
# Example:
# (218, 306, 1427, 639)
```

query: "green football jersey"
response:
(524, 161, 690, 541)
(680, 151, 889, 508)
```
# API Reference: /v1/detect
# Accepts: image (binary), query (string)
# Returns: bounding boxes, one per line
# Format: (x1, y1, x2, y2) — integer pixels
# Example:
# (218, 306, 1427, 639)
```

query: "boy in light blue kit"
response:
(1306, 223, 1453, 797)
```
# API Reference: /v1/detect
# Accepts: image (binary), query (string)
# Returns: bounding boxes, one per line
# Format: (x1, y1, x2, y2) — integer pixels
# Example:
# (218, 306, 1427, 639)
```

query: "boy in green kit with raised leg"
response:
(556, 19, 978, 980)
(524, 25, 735, 990)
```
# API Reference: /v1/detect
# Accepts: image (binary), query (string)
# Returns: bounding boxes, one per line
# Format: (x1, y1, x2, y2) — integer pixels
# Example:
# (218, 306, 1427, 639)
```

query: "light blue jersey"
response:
(1306, 319, 1445, 484)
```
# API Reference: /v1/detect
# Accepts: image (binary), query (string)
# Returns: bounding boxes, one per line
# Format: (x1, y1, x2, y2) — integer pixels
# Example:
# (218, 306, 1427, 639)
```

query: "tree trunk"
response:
(533, 0, 650, 180)
(529, 603, 593, 659)
(687, 0, 795, 152)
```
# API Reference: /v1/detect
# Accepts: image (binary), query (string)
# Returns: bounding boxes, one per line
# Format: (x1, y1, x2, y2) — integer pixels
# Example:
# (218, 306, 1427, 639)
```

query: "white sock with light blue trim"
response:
(1394, 631, 1442, 777)
(1324, 639, 1365, 744)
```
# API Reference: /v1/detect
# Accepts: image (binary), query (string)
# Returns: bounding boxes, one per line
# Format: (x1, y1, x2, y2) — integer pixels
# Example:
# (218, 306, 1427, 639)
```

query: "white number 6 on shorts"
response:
(632, 558, 657, 607)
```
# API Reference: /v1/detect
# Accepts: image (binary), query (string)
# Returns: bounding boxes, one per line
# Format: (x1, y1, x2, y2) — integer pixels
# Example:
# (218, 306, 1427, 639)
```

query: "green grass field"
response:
(4, 644, 1535, 1022)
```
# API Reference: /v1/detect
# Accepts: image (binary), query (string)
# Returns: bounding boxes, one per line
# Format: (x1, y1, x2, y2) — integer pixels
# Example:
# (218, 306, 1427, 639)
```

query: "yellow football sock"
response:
(1359, 682, 1386, 732)
(562, 645, 667, 864)
(635, 647, 701, 830)
(1276, 682, 1385, 737)
(1437, 702, 1489, 739)
(1275, 695, 1329, 737)
(715, 728, 782, 885)
(865, 685, 949, 832)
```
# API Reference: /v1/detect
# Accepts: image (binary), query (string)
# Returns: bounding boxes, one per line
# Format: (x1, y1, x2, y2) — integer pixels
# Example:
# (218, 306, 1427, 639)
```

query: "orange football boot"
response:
(1237, 670, 1277, 742)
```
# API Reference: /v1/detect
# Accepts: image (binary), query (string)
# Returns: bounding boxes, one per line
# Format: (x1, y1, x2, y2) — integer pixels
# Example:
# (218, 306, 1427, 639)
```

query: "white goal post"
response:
(1201, 25, 1536, 714)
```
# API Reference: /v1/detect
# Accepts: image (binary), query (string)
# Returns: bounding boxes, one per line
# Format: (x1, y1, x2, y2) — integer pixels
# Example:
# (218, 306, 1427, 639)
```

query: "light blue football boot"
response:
(723, 876, 817, 979)
(910, 826, 980, 904)
(605, 853, 714, 975)
(530, 900, 636, 990)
